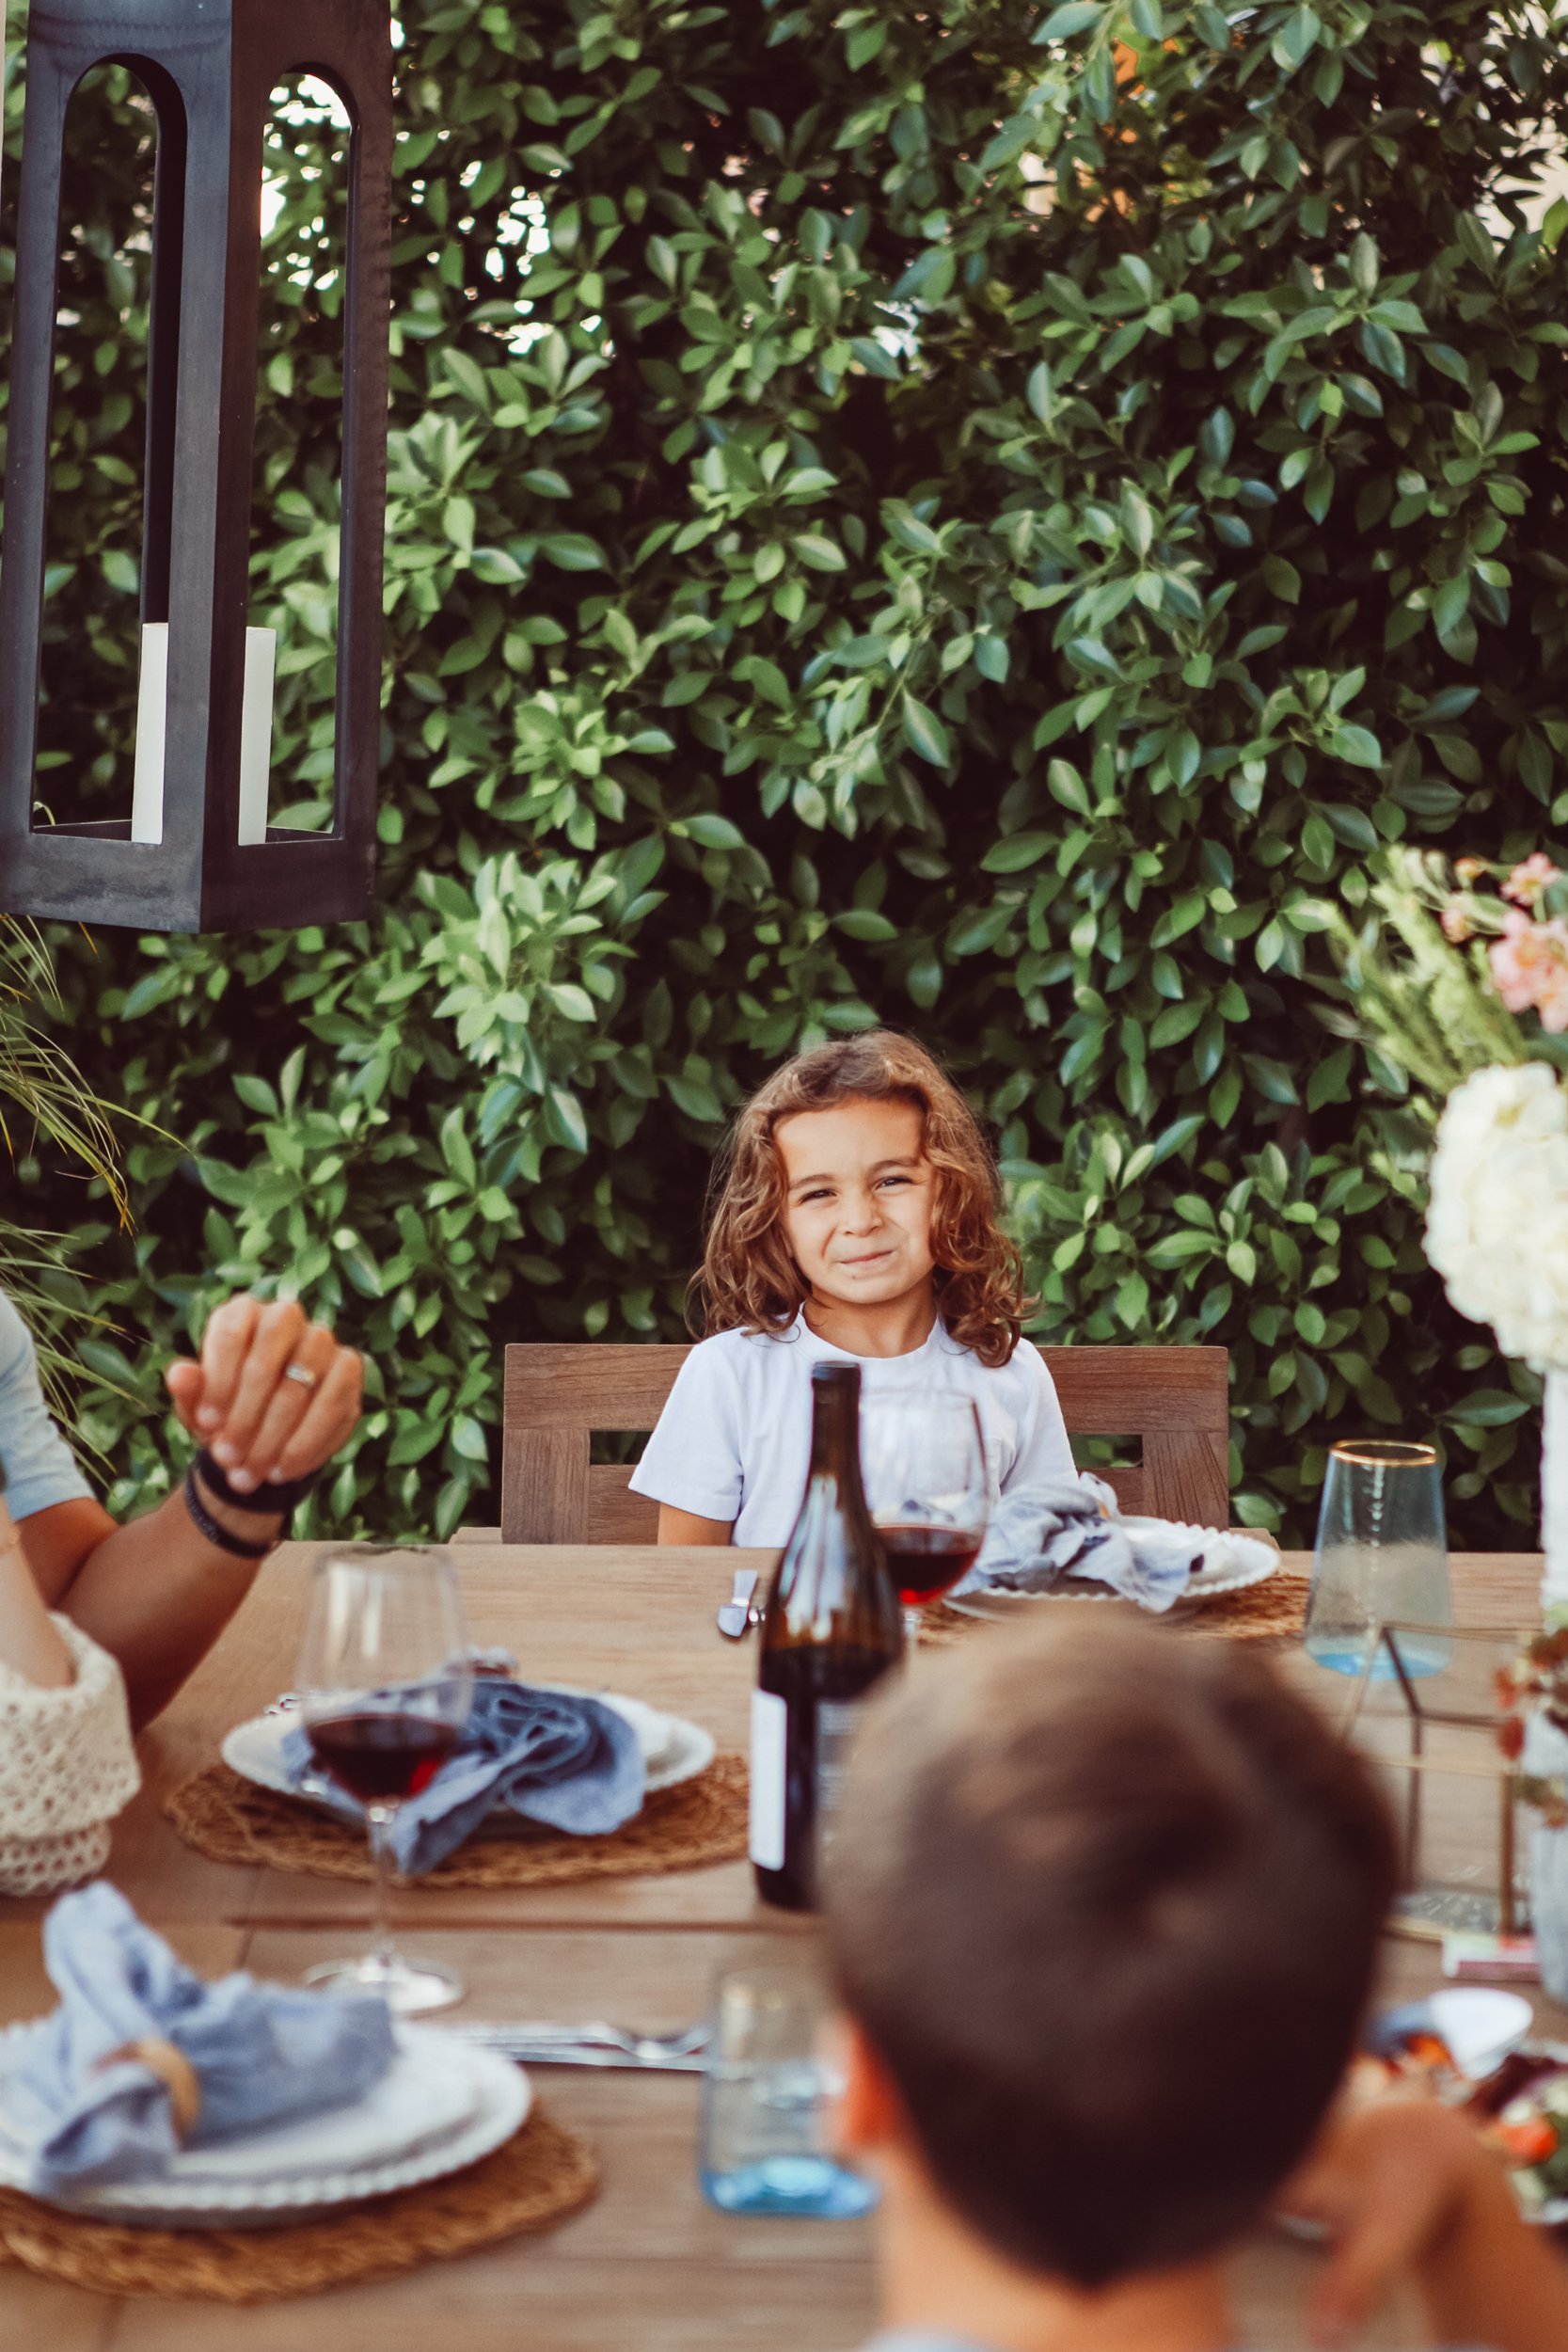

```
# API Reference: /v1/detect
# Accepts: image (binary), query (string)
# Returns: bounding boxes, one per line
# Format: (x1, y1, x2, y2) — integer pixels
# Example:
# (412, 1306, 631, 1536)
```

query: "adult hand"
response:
(165, 1295, 362, 1496)
(1276, 2094, 1501, 2348)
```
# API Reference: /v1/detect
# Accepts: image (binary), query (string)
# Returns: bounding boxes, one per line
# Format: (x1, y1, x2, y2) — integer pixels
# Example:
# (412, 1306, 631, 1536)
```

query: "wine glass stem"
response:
(903, 1605, 923, 1647)
(367, 1802, 398, 1973)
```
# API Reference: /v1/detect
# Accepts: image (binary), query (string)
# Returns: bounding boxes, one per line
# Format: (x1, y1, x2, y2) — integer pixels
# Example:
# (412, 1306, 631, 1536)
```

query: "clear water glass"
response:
(699, 1965, 878, 2218)
(1305, 1440, 1452, 1680)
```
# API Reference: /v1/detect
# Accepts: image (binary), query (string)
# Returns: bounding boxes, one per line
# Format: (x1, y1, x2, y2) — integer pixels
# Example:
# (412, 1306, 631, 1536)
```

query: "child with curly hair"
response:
(631, 1031, 1073, 1544)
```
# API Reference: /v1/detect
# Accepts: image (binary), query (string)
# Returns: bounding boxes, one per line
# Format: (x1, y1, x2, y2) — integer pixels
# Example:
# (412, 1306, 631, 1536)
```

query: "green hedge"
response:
(6, 0, 1568, 1540)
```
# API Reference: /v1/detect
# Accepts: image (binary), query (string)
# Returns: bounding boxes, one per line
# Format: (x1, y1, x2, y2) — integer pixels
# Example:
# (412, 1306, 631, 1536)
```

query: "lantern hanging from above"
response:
(0, 0, 391, 932)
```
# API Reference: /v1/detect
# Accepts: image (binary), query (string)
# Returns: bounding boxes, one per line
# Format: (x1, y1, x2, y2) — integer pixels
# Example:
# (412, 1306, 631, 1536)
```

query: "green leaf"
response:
(1446, 1391, 1530, 1428)
(794, 532, 847, 572)
(983, 833, 1052, 873)
(1037, 2, 1103, 36)
(1327, 725, 1384, 771)
(903, 697, 952, 767)
(537, 533, 605, 571)
(683, 813, 746, 849)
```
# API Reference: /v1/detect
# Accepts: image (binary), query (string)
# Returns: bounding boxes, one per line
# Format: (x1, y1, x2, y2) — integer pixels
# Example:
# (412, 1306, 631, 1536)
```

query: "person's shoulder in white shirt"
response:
(628, 1313, 1074, 1545)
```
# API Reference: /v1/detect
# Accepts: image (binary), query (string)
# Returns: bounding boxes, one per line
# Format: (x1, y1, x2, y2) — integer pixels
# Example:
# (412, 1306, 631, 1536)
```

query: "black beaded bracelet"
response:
(193, 1446, 323, 1518)
(182, 1466, 277, 1561)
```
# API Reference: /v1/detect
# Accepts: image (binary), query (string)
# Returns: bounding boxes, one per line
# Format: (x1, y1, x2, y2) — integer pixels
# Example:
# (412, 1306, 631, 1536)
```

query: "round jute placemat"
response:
(0, 2102, 597, 2304)
(919, 1568, 1311, 1648)
(164, 1752, 749, 1885)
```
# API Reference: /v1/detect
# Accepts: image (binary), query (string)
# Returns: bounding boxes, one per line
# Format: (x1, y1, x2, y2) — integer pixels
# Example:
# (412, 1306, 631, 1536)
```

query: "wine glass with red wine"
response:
(858, 1393, 990, 1644)
(295, 1546, 474, 2015)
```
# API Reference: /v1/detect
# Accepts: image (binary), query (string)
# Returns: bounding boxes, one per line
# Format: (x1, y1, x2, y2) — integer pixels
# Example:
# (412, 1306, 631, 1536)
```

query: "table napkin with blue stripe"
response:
(281, 1678, 646, 1872)
(0, 1883, 394, 2194)
(954, 1475, 1273, 1612)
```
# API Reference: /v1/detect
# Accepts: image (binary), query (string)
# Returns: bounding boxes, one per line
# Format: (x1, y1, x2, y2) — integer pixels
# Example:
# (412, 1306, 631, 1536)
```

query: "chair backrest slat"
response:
(501, 1343, 1227, 1544)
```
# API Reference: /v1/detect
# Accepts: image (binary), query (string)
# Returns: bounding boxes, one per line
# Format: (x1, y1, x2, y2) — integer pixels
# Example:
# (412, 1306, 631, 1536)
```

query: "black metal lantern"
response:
(0, 0, 390, 931)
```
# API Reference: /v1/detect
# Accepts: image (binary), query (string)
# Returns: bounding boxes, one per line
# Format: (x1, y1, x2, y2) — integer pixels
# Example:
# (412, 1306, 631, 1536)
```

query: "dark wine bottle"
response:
(751, 1360, 904, 1911)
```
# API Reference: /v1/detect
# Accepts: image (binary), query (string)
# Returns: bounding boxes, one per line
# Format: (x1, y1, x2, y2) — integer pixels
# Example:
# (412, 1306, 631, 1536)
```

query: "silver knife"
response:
(717, 1567, 760, 1639)
(447, 2019, 710, 2072)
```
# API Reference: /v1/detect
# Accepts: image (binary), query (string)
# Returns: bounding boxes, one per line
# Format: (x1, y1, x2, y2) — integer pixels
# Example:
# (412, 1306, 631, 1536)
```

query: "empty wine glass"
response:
(295, 1545, 473, 2015)
(858, 1391, 990, 1643)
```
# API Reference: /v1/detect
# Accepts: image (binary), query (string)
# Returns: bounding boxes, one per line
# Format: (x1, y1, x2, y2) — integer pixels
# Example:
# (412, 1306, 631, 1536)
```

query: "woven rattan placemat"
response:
(165, 1753, 749, 1885)
(0, 2102, 596, 2303)
(920, 1568, 1311, 1648)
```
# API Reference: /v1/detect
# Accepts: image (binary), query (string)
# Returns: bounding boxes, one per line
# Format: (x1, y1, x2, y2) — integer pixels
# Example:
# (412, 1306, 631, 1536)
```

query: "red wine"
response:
(752, 1363, 903, 1913)
(307, 1711, 460, 1805)
(878, 1523, 981, 1607)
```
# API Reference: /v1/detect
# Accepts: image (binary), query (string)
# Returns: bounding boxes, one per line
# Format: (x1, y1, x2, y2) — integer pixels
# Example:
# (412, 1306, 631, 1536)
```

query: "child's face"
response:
(774, 1096, 937, 1313)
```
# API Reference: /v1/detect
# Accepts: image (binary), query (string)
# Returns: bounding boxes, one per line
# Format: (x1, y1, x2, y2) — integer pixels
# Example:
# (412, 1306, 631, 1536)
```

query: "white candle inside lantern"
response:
(130, 621, 168, 845)
(237, 626, 277, 845)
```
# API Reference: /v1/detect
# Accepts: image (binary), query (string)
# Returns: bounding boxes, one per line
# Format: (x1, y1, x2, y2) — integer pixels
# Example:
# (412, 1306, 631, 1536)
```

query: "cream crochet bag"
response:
(0, 1614, 140, 1896)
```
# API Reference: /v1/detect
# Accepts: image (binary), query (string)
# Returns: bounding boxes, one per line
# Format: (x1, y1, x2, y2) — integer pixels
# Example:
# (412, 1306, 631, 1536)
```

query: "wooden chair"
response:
(499, 1343, 1229, 1543)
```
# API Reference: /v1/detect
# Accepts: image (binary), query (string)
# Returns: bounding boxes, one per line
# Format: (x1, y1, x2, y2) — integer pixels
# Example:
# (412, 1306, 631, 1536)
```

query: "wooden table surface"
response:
(0, 1544, 1559, 2349)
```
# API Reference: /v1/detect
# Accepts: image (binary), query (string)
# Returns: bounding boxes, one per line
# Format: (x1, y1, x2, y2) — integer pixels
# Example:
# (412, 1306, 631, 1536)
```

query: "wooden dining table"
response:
(0, 1542, 1560, 2350)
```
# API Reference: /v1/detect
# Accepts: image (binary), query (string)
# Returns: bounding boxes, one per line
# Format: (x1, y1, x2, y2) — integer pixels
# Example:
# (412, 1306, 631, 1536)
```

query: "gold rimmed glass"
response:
(1305, 1440, 1452, 1681)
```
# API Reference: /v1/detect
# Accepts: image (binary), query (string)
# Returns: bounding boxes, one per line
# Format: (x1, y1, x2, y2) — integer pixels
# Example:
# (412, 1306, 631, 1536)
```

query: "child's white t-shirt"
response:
(627, 1311, 1075, 1544)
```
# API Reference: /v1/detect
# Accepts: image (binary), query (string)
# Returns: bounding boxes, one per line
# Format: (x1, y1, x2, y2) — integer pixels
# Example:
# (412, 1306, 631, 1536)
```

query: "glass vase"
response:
(1541, 1371, 1568, 1629)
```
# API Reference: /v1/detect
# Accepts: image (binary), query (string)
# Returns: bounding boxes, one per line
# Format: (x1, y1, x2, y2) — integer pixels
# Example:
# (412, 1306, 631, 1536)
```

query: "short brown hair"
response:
(824, 1615, 1397, 2288)
(692, 1031, 1026, 1368)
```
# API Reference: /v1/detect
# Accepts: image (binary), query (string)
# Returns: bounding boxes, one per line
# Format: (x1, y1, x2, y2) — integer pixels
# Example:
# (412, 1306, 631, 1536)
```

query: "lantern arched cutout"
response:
(0, 0, 391, 933)
(22, 61, 166, 834)
(246, 71, 356, 842)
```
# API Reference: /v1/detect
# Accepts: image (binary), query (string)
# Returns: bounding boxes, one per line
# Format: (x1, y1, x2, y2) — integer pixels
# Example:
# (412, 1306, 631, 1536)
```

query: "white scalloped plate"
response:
(946, 1526, 1280, 1620)
(0, 2022, 529, 2228)
(223, 1686, 715, 1833)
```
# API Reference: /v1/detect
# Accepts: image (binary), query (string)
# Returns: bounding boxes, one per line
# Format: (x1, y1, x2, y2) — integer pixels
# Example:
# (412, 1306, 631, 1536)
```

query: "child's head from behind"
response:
(825, 1614, 1397, 2290)
(697, 1031, 1023, 1365)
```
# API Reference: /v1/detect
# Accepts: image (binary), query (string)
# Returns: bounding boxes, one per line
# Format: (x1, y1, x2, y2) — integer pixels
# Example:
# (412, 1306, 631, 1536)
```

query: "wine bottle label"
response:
(814, 1696, 864, 1860)
(749, 1688, 787, 1870)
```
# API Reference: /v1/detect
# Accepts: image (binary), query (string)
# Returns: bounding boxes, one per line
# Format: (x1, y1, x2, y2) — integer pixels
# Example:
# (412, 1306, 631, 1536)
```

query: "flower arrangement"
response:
(1326, 850, 1568, 1374)
(1497, 1628, 1568, 1826)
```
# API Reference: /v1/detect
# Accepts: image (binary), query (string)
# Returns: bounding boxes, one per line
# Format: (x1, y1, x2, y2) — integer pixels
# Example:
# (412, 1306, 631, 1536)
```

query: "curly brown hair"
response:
(691, 1031, 1028, 1368)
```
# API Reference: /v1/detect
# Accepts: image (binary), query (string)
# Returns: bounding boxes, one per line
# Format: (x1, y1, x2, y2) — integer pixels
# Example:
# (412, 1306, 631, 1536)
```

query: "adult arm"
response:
(23, 1296, 361, 1728)
(0, 1499, 73, 1687)
(20, 1486, 278, 1729)
(1281, 2095, 1568, 2351)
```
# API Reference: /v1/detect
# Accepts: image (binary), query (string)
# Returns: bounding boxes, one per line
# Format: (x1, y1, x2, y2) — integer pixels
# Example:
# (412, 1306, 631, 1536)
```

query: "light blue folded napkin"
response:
(0, 1883, 394, 2194)
(281, 1678, 647, 1874)
(958, 1476, 1196, 1613)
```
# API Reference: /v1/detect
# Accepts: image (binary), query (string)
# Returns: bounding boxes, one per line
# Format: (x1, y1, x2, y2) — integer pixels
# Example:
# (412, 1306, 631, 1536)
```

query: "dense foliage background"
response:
(5, 0, 1568, 1539)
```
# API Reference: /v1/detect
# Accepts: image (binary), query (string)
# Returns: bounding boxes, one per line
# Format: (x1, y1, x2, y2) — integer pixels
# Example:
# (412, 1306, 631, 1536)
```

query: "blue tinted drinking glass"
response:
(1305, 1440, 1452, 1679)
(699, 1965, 877, 2218)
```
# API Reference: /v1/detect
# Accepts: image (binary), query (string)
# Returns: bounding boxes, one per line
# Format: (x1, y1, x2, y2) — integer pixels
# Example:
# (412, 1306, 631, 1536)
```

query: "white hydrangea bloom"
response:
(1426, 1062, 1568, 1369)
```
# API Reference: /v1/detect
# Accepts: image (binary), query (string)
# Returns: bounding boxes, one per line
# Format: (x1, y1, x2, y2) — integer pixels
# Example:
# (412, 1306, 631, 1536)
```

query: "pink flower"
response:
(1441, 904, 1473, 943)
(1504, 852, 1562, 908)
(1455, 856, 1489, 885)
(1489, 908, 1568, 1032)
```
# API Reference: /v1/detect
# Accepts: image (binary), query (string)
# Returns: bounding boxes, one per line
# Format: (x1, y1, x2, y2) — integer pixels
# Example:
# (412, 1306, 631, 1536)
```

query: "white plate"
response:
(0, 2023, 529, 2228)
(946, 1527, 1279, 1620)
(223, 1686, 715, 1832)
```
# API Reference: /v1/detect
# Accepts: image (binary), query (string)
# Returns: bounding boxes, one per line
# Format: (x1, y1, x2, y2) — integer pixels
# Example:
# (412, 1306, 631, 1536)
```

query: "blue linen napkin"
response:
(0, 1883, 394, 2194)
(957, 1476, 1196, 1613)
(281, 1678, 647, 1875)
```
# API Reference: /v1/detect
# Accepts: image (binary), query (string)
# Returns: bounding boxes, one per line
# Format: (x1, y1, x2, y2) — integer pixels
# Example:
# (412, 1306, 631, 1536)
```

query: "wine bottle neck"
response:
(807, 1380, 863, 1498)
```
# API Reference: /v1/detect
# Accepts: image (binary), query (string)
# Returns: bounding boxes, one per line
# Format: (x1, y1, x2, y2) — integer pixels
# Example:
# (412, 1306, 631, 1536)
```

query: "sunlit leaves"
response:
(8, 0, 1567, 1544)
